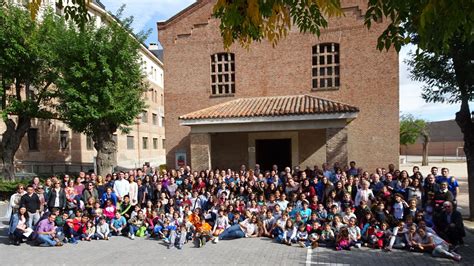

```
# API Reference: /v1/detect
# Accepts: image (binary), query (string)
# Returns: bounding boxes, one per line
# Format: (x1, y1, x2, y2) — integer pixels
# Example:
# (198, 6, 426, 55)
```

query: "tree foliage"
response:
(56, 12, 146, 136)
(407, 48, 474, 104)
(0, 6, 61, 119)
(54, 8, 147, 174)
(213, 0, 342, 48)
(28, 0, 91, 29)
(400, 114, 429, 146)
(211, 0, 474, 52)
(0, 6, 63, 180)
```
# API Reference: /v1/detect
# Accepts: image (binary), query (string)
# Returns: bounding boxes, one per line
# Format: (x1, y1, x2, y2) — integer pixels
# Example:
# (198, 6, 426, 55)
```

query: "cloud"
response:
(100, 0, 195, 34)
(398, 44, 471, 121)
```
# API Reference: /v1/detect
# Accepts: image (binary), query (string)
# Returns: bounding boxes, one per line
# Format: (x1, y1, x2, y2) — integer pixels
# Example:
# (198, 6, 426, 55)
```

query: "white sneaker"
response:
(130, 234, 135, 240)
(213, 237, 219, 244)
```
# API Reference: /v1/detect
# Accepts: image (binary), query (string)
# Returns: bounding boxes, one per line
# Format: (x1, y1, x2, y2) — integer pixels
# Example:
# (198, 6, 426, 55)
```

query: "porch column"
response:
(190, 133, 212, 171)
(326, 128, 348, 167)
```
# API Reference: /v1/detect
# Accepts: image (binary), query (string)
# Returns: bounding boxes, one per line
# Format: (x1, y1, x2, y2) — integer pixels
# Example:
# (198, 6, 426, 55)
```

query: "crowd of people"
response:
(6, 162, 465, 261)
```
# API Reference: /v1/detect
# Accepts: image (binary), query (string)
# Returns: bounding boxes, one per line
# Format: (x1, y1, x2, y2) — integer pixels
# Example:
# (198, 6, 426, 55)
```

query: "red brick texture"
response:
(158, 0, 399, 171)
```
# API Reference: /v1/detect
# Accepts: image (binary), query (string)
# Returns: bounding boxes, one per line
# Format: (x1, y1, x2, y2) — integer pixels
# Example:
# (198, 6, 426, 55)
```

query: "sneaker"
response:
(55, 242, 63, 247)
(130, 234, 135, 240)
(164, 237, 170, 244)
(299, 241, 306, 248)
(212, 237, 219, 244)
(198, 238, 203, 248)
(177, 245, 183, 250)
(335, 246, 342, 251)
(355, 243, 362, 249)
(453, 254, 462, 262)
(311, 242, 319, 249)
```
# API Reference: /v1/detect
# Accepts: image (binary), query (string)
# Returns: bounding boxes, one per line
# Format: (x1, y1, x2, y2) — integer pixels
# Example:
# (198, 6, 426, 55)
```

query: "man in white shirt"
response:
(113, 172, 130, 201)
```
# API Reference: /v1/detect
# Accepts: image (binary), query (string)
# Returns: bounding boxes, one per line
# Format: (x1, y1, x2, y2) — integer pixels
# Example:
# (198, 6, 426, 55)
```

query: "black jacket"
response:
(47, 188, 67, 210)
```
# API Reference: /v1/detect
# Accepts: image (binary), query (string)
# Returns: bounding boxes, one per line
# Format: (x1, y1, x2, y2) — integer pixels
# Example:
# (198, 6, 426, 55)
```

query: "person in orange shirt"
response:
(189, 208, 212, 247)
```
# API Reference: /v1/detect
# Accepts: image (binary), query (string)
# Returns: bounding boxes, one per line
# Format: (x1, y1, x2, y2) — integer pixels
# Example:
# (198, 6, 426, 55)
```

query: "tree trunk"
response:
(93, 129, 117, 176)
(1, 116, 31, 180)
(456, 103, 474, 219)
(421, 135, 429, 166)
(452, 43, 474, 219)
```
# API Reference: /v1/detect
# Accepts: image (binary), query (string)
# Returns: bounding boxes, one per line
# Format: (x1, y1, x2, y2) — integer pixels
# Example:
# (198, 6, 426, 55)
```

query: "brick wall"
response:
(159, 0, 399, 171)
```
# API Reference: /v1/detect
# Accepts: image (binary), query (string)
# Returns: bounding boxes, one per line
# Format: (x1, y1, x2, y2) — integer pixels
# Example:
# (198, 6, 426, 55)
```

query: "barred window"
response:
(312, 43, 340, 89)
(210, 53, 235, 95)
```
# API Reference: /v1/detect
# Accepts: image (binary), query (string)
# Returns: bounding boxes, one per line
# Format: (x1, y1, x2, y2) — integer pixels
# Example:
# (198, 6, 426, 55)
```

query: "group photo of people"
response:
(6, 161, 465, 261)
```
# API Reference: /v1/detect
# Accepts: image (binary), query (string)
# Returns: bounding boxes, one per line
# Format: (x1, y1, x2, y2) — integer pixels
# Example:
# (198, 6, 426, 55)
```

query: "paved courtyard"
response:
(0, 220, 474, 265)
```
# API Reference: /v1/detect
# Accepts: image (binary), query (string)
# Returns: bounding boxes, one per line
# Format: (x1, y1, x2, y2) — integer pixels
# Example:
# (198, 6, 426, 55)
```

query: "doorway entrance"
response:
(255, 138, 292, 172)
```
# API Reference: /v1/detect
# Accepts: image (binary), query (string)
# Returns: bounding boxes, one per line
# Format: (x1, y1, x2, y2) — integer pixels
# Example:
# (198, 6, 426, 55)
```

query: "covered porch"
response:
(179, 95, 359, 171)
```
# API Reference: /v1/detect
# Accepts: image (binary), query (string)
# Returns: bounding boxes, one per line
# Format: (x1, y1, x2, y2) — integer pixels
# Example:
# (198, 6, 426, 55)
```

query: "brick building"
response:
(158, 0, 399, 171)
(3, 0, 166, 174)
(400, 120, 465, 158)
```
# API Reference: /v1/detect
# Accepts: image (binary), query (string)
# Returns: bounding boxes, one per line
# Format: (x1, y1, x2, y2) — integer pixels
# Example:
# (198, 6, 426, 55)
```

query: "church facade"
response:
(158, 0, 399, 172)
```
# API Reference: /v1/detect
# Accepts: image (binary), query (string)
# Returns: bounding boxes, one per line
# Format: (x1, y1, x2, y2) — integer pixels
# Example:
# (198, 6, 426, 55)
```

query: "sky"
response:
(100, 0, 472, 122)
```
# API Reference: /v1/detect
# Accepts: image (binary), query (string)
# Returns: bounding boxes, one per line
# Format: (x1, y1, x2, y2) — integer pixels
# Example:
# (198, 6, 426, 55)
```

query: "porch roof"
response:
(179, 94, 359, 126)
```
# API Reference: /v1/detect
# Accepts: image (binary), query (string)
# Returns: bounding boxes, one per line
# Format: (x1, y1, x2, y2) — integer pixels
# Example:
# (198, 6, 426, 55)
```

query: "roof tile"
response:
(179, 94, 359, 120)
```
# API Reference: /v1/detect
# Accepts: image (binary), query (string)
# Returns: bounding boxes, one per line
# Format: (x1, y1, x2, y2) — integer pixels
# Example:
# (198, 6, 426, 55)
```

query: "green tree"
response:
(28, 0, 91, 29)
(400, 114, 430, 166)
(0, 6, 62, 180)
(55, 12, 147, 176)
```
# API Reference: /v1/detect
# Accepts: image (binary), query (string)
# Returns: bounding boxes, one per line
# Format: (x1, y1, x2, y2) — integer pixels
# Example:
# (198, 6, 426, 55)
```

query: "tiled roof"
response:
(179, 95, 359, 120)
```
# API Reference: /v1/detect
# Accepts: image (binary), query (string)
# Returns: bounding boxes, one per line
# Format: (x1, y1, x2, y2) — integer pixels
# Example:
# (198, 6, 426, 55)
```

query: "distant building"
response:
(158, 0, 399, 171)
(400, 120, 465, 157)
(3, 0, 166, 174)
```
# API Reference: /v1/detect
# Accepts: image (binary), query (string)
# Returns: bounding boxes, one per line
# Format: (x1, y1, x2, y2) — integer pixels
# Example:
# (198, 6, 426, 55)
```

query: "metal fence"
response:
(10, 162, 95, 177)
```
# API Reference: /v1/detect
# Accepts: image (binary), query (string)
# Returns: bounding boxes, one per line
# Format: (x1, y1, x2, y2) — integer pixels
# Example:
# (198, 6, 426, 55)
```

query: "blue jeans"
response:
(219, 224, 245, 240)
(272, 227, 283, 242)
(37, 234, 57, 246)
(129, 225, 139, 235)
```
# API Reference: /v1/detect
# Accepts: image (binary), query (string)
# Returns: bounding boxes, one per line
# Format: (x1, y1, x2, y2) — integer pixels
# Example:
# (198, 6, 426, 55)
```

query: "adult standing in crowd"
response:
(113, 172, 130, 202)
(47, 181, 67, 211)
(20, 185, 41, 229)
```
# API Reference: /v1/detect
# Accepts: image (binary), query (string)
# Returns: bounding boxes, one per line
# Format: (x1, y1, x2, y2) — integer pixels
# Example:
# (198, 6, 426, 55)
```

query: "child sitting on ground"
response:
(319, 223, 335, 247)
(336, 227, 351, 251)
(296, 224, 309, 248)
(95, 217, 110, 240)
(282, 219, 297, 246)
(83, 221, 95, 241)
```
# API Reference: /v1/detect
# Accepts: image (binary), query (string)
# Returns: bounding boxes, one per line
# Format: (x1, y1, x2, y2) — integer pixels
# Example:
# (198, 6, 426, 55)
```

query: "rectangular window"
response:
(141, 111, 148, 123)
(28, 128, 39, 151)
(127, 136, 134, 150)
(210, 53, 235, 96)
(60, 130, 69, 150)
(86, 136, 94, 150)
(142, 137, 148, 150)
(312, 43, 340, 90)
(152, 113, 158, 125)
(153, 138, 158, 149)
(162, 139, 166, 149)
